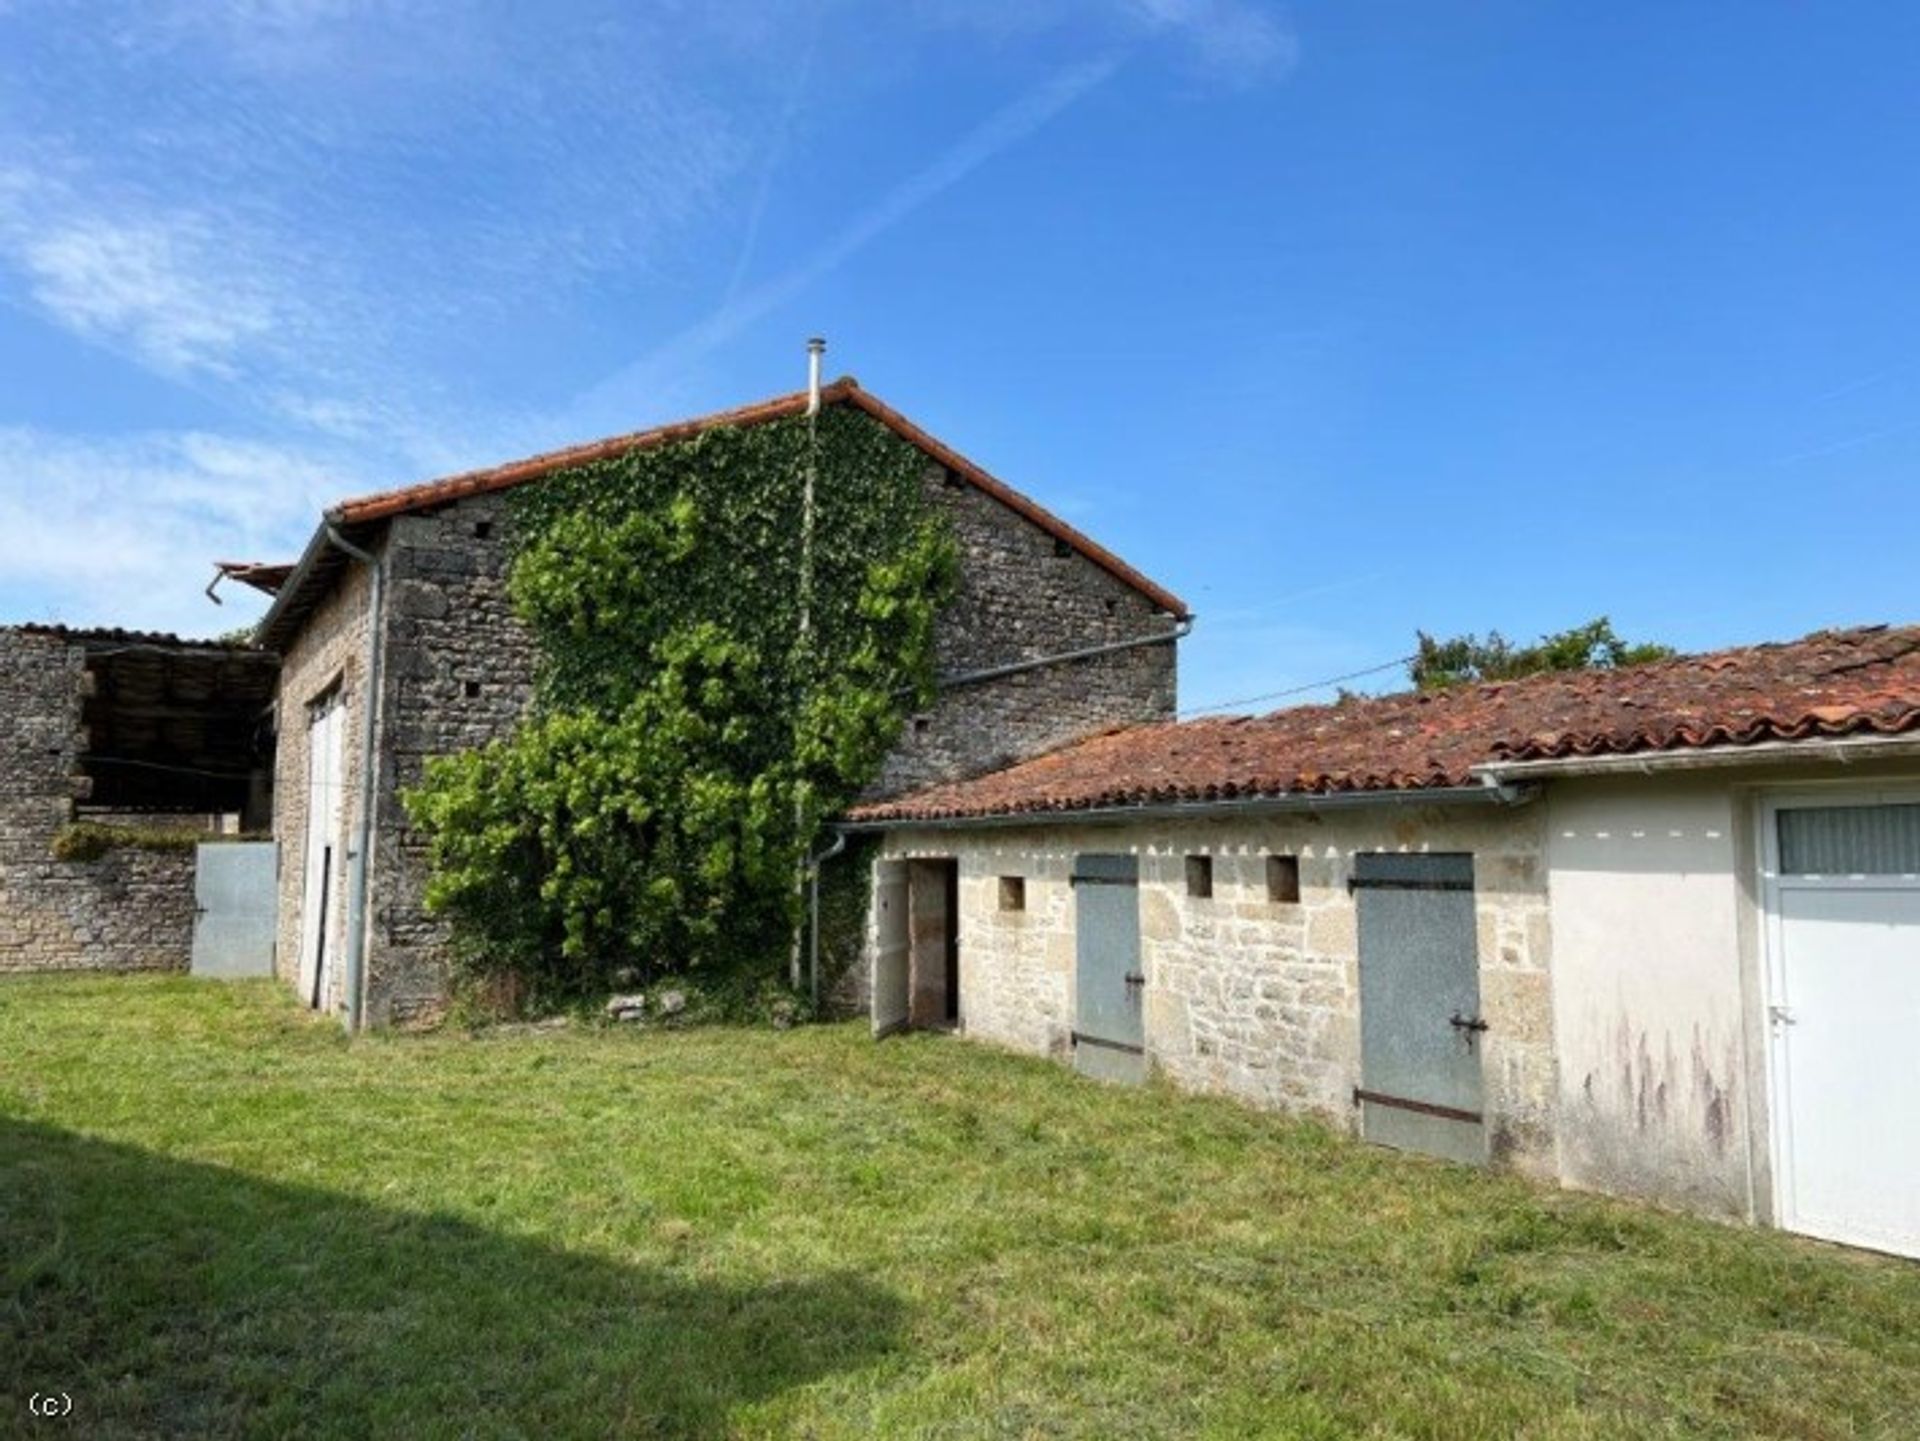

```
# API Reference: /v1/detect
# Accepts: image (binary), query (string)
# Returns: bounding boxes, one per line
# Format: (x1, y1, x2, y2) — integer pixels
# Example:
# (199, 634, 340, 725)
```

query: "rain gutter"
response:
(839, 780, 1538, 833)
(1470, 733, 1920, 785)
(928, 617, 1192, 693)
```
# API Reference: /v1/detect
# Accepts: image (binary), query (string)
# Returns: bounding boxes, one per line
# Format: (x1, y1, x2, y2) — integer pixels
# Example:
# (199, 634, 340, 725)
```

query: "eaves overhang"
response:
(837, 782, 1539, 832)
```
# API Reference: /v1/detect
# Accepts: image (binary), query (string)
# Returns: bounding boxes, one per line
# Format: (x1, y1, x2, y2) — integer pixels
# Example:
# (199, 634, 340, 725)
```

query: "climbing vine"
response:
(405, 407, 954, 1012)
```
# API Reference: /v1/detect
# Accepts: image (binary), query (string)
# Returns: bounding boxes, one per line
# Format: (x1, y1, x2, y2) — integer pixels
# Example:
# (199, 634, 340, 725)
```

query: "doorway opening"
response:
(907, 858, 961, 1030)
(297, 685, 347, 1012)
(1353, 851, 1486, 1165)
(1071, 852, 1144, 1083)
(1760, 789, 1920, 1258)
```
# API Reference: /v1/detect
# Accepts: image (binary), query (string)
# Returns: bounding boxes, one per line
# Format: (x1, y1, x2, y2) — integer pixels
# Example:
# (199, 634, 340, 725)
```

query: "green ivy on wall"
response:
(405, 407, 955, 1012)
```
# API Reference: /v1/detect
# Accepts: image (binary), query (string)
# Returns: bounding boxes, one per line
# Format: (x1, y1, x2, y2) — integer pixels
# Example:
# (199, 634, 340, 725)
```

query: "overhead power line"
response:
(1179, 654, 1417, 719)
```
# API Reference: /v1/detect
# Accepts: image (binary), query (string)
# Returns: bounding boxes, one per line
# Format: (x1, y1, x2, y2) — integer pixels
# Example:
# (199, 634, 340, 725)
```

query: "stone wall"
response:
(277, 416, 1180, 1025)
(947, 848, 1076, 1060)
(872, 800, 1559, 1180)
(0, 629, 196, 975)
(271, 562, 373, 1011)
(366, 495, 537, 1026)
(870, 460, 1179, 798)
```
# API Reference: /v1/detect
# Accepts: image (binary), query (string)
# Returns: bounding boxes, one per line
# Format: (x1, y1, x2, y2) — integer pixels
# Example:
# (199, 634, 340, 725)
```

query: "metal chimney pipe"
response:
(806, 336, 825, 415)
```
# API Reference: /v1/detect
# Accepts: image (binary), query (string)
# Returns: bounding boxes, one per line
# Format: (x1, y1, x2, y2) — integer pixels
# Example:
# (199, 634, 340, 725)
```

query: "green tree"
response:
(1410, 617, 1674, 691)
(405, 409, 955, 1012)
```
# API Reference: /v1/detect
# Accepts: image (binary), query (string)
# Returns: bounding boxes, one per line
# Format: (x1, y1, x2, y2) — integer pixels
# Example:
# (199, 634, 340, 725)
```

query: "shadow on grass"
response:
(0, 1119, 902, 1439)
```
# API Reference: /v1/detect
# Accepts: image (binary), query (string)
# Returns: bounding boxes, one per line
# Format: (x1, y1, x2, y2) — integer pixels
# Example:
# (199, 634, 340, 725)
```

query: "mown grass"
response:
(2, 976, 1916, 1439)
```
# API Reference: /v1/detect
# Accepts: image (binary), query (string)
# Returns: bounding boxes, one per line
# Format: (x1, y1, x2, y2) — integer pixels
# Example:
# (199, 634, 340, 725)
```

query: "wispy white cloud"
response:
(1128, 0, 1298, 85)
(568, 55, 1125, 428)
(1806, 366, 1902, 406)
(0, 174, 281, 378)
(718, 6, 825, 316)
(0, 2, 755, 445)
(1772, 417, 1920, 467)
(108, 0, 494, 83)
(0, 0, 1299, 632)
(568, 1, 1298, 426)
(0, 2, 782, 633)
(0, 424, 358, 634)
(908, 0, 1297, 85)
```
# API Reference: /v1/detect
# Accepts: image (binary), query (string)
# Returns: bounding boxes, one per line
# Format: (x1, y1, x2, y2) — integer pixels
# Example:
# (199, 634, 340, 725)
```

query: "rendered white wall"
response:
(1546, 776, 1754, 1216)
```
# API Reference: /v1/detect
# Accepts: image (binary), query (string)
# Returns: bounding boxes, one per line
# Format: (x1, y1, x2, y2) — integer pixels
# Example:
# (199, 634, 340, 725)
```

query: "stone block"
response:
(1480, 969, 1553, 1045)
(1305, 904, 1357, 957)
(1140, 887, 1179, 943)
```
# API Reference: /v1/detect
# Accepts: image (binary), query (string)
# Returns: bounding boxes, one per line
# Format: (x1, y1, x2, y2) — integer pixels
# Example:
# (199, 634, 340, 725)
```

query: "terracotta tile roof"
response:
(848, 624, 1920, 823)
(324, 377, 1188, 618)
(7, 622, 272, 653)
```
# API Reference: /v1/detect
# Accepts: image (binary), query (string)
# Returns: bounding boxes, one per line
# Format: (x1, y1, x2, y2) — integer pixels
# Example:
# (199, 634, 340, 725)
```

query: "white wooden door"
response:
(871, 860, 909, 1038)
(1763, 792, 1920, 1258)
(296, 693, 347, 1011)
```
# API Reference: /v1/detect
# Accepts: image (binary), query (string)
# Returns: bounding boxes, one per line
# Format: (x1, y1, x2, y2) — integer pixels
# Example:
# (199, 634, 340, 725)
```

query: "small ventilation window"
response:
(1778, 803, 1920, 875)
(1266, 855, 1301, 904)
(473, 520, 494, 540)
(1185, 855, 1213, 899)
(999, 876, 1026, 912)
(913, 715, 931, 736)
(464, 680, 481, 698)
(1052, 537, 1072, 558)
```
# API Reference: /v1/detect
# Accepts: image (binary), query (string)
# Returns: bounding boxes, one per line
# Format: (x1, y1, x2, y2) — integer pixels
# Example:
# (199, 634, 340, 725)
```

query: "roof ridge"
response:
(267, 377, 1188, 632)
(327, 377, 860, 525)
(848, 620, 1920, 824)
(1229, 622, 1920, 724)
(6, 621, 275, 653)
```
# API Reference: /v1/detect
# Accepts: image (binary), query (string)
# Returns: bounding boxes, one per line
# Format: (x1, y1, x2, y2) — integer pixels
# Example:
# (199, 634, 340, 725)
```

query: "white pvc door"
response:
(1764, 794, 1920, 1258)
(296, 692, 347, 1011)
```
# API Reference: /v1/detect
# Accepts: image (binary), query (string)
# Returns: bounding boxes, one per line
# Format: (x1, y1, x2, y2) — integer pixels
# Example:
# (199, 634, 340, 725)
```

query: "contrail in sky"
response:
(567, 53, 1124, 424)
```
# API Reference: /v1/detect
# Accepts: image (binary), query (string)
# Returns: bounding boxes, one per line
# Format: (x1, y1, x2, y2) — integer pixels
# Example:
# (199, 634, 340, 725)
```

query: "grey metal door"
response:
(1354, 852, 1486, 1164)
(1073, 854, 1145, 1084)
(191, 842, 279, 979)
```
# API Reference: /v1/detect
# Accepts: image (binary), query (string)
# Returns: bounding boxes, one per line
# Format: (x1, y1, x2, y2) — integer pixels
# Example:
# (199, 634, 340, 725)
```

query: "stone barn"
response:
(848, 625, 1920, 1258)
(0, 624, 278, 976)
(232, 377, 1189, 1027)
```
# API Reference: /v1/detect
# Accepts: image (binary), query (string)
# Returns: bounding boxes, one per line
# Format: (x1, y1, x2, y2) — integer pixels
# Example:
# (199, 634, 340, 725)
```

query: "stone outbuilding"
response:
(846, 625, 1920, 1258)
(0, 624, 278, 976)
(237, 377, 1189, 1027)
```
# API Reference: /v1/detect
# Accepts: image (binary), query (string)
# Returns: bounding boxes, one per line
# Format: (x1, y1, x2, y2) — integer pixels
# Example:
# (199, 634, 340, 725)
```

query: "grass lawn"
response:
(3, 978, 1917, 1439)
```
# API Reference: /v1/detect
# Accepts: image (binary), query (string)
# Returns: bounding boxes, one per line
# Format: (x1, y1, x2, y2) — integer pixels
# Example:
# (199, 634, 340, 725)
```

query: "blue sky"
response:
(1, 3, 1916, 712)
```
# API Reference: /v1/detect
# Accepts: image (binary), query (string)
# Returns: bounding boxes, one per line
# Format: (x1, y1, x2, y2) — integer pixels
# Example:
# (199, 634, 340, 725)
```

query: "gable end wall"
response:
(871, 460, 1178, 797)
(276, 438, 1178, 1024)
